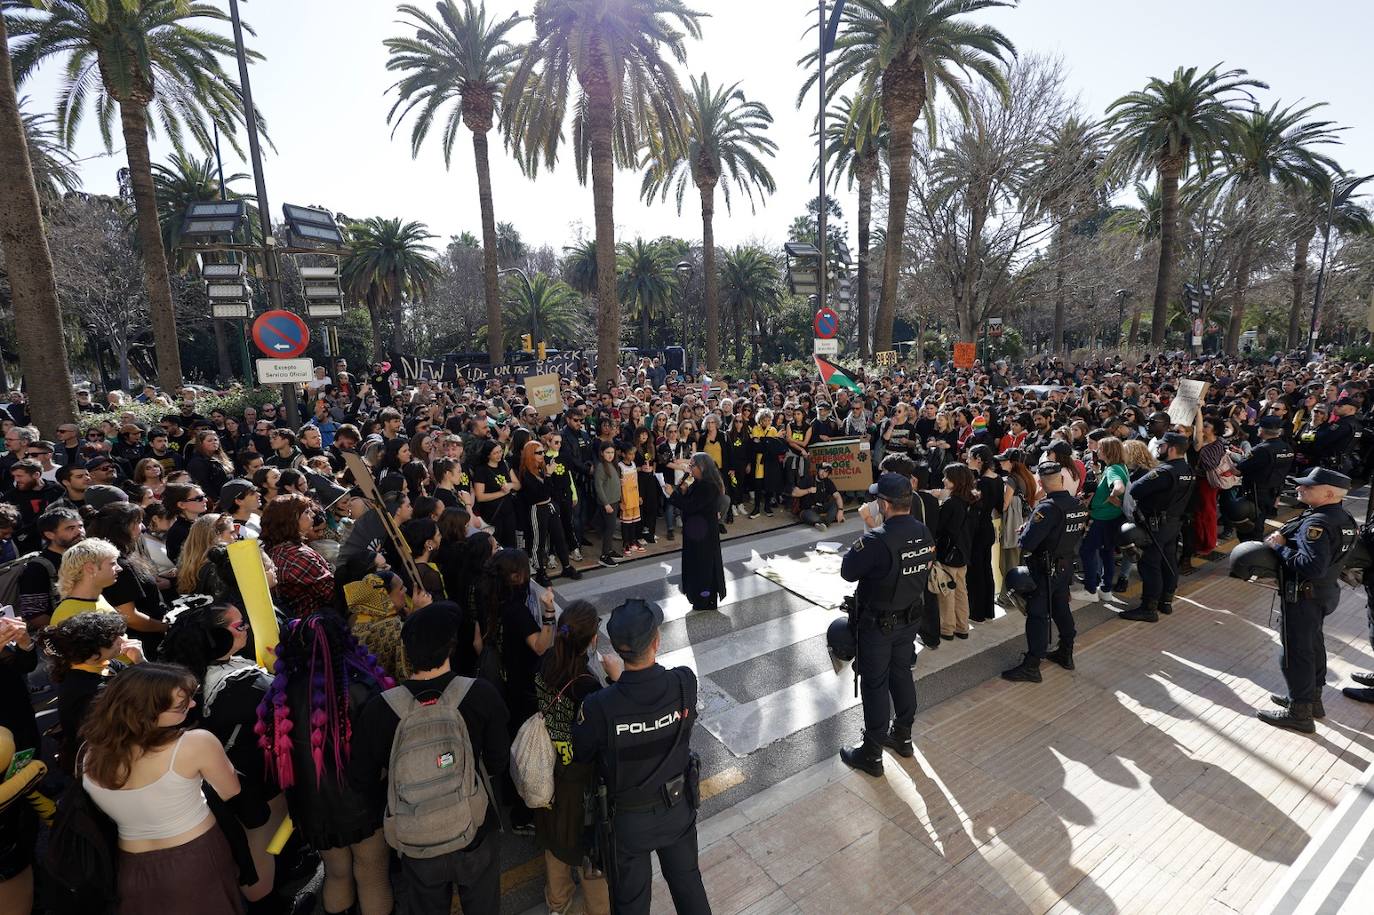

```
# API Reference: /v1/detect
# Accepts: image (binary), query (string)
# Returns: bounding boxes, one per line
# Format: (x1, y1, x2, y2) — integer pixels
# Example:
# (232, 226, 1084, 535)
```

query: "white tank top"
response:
(84, 734, 211, 840)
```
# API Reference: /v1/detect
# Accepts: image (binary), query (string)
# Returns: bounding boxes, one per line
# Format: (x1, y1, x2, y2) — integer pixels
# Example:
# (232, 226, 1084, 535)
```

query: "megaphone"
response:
(305, 470, 351, 511)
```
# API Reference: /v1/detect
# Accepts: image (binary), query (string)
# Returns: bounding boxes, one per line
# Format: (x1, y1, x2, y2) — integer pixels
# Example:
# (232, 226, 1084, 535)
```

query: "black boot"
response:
(1001, 652, 1042, 683)
(1118, 599, 1159, 623)
(561, 564, 583, 581)
(880, 725, 914, 758)
(1257, 701, 1316, 733)
(839, 740, 884, 777)
(1271, 694, 1325, 718)
(1045, 643, 1075, 671)
(1158, 592, 1175, 615)
(1342, 686, 1374, 703)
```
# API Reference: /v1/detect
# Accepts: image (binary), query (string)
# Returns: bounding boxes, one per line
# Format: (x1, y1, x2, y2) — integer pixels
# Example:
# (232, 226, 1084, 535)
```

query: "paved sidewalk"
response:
(642, 566, 1374, 914)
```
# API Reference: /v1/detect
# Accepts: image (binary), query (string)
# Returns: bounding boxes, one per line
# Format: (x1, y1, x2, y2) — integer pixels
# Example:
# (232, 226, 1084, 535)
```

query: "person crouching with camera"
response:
(837, 473, 937, 777)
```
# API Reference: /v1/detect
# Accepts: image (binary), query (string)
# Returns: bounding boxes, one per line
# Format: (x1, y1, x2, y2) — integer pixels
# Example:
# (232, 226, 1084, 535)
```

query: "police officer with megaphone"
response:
(1002, 459, 1088, 682)
(836, 472, 936, 777)
(1258, 467, 1357, 733)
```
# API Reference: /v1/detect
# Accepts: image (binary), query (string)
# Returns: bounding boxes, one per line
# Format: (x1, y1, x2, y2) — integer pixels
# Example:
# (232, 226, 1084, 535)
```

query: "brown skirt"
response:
(117, 826, 243, 915)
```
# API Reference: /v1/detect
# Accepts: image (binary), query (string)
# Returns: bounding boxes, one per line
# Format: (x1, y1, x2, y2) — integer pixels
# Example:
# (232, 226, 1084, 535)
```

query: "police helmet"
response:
(1228, 540, 1280, 581)
(1118, 522, 1151, 550)
(1220, 498, 1257, 530)
(826, 616, 856, 672)
(1004, 565, 1036, 595)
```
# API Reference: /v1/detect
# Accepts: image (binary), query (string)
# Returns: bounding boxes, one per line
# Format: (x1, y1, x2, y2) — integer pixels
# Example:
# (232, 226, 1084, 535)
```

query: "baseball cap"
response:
(867, 472, 912, 500)
(85, 484, 128, 511)
(1258, 416, 1285, 430)
(1292, 467, 1353, 489)
(217, 479, 257, 511)
(607, 598, 664, 654)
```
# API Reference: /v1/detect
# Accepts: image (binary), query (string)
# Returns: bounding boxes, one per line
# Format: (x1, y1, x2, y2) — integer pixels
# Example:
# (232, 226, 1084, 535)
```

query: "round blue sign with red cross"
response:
(814, 307, 839, 339)
(252, 310, 310, 359)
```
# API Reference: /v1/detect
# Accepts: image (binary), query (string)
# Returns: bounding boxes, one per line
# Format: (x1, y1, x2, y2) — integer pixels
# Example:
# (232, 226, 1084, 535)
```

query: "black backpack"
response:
(43, 753, 119, 914)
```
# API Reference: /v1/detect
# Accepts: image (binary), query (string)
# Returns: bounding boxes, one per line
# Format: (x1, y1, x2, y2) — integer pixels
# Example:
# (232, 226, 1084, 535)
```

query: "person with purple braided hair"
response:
(255, 610, 395, 915)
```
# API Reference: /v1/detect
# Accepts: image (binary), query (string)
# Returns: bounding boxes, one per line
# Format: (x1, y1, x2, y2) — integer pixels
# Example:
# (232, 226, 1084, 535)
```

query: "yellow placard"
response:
(228, 539, 280, 669)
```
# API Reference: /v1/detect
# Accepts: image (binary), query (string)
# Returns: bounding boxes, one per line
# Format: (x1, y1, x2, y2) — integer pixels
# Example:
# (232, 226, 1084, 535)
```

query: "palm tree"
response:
(807, 0, 1015, 355)
(817, 93, 884, 359)
(640, 73, 777, 373)
(1285, 172, 1374, 349)
(617, 239, 680, 350)
(151, 151, 251, 380)
(8, 0, 261, 394)
(1104, 64, 1264, 347)
(495, 221, 527, 268)
(0, 13, 76, 428)
(561, 238, 598, 299)
(385, 0, 522, 368)
(718, 245, 782, 367)
(341, 217, 441, 359)
(20, 99, 81, 211)
(1209, 102, 1340, 353)
(500, 271, 584, 347)
(504, 0, 704, 388)
(1035, 115, 1107, 353)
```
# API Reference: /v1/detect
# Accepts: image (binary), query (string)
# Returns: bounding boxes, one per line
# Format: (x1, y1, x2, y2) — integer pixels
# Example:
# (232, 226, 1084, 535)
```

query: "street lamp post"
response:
(675, 260, 693, 373)
(227, 0, 298, 427)
(1114, 289, 1129, 348)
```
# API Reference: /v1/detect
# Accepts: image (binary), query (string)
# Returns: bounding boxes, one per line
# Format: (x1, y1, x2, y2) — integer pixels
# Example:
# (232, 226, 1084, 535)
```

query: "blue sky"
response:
(19, 0, 1374, 253)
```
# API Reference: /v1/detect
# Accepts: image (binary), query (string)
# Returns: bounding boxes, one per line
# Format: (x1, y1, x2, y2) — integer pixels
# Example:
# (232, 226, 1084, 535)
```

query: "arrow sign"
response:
(252, 310, 310, 359)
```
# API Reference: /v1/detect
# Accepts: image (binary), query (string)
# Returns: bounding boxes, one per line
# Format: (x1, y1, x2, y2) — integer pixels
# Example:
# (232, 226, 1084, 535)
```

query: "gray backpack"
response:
(381, 677, 490, 859)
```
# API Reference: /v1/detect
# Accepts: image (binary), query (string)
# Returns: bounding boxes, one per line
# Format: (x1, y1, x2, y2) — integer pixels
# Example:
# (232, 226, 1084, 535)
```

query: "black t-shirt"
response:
(469, 461, 512, 519)
(795, 474, 837, 512)
(500, 591, 541, 718)
(104, 563, 164, 620)
(434, 487, 461, 509)
(165, 516, 193, 564)
(16, 548, 63, 623)
(888, 422, 919, 454)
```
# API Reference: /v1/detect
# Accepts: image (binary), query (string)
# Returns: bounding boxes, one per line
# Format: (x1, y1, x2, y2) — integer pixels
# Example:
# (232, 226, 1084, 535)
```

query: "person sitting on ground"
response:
(791, 461, 845, 530)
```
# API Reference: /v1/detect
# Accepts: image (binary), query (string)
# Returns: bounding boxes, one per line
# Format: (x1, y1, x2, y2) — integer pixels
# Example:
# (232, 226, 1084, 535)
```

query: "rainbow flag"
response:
(815, 355, 862, 393)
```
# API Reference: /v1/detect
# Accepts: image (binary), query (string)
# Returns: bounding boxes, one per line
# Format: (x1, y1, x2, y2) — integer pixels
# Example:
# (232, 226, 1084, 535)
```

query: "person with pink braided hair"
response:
(256, 611, 395, 915)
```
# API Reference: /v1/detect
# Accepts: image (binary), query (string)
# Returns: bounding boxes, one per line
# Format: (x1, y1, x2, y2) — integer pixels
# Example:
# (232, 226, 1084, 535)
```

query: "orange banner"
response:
(953, 342, 976, 369)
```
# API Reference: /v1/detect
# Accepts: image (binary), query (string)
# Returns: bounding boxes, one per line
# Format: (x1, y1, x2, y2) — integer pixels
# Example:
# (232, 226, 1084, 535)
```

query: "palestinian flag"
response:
(815, 355, 862, 393)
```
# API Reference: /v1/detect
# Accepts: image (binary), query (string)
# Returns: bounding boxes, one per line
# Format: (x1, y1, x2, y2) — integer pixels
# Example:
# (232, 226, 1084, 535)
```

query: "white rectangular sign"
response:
(813, 337, 838, 355)
(256, 358, 313, 384)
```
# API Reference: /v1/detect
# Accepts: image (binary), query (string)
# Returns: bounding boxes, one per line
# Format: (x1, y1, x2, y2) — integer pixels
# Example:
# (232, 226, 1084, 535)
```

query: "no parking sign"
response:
(252, 310, 310, 359)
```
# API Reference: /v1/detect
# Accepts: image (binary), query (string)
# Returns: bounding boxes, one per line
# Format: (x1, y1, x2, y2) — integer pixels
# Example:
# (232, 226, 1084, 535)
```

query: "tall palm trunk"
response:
(367, 292, 385, 362)
(875, 63, 925, 354)
(472, 125, 503, 365)
(731, 299, 743, 365)
(1224, 232, 1254, 355)
(855, 154, 875, 359)
(119, 101, 183, 392)
(1150, 161, 1183, 347)
(698, 181, 720, 372)
(1052, 219, 1067, 353)
(1287, 230, 1312, 349)
(390, 295, 406, 352)
(0, 15, 76, 430)
(582, 70, 619, 390)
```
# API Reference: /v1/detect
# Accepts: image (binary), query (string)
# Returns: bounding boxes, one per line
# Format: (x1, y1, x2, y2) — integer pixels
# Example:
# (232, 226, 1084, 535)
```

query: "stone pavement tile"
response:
(896, 871, 1035, 915)
(732, 889, 801, 915)
(909, 684, 1005, 735)
(920, 697, 1061, 766)
(650, 836, 779, 915)
(778, 820, 951, 915)
(1141, 786, 1278, 897)
(975, 725, 1115, 801)
(1051, 692, 1159, 754)
(922, 803, 1118, 915)
(1043, 837, 1230, 915)
(987, 669, 1112, 725)
(841, 744, 1040, 863)
(732, 779, 888, 886)
(1209, 816, 1311, 914)
(729, 754, 849, 826)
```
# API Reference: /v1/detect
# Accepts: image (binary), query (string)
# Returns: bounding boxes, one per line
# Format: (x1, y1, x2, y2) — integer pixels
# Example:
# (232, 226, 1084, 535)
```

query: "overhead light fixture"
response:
(784, 241, 820, 259)
(298, 265, 339, 282)
(182, 200, 248, 238)
(207, 282, 250, 300)
(201, 262, 246, 280)
(283, 203, 346, 248)
(295, 257, 344, 318)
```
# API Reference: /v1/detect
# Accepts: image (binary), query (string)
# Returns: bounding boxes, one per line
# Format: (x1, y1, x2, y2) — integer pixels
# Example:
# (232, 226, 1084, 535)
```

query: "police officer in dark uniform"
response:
(1236, 416, 1294, 539)
(1002, 460, 1089, 682)
(1313, 395, 1360, 472)
(572, 599, 711, 915)
(837, 472, 936, 777)
(1119, 432, 1196, 623)
(1259, 467, 1357, 733)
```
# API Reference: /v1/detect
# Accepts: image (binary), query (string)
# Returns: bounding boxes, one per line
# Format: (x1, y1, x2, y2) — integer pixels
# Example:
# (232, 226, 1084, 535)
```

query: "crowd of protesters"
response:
(1, 346, 1372, 914)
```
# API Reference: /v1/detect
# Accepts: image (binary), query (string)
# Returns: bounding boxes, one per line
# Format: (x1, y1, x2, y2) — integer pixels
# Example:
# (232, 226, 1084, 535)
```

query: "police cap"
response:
(1291, 467, 1352, 490)
(1258, 415, 1284, 430)
(868, 472, 912, 500)
(608, 598, 664, 654)
(1036, 460, 1062, 477)
(1162, 432, 1190, 451)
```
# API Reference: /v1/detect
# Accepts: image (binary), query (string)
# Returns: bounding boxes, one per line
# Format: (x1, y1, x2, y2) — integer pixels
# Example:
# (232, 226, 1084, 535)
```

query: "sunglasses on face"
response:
(184, 494, 207, 503)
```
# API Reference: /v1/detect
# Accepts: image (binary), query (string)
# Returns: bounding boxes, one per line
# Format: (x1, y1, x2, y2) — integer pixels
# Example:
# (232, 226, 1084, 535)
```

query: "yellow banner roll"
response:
(228, 538, 281, 668)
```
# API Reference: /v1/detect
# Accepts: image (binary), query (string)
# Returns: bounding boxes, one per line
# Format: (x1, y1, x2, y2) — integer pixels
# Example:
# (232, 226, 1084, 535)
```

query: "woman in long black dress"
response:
(669, 453, 728, 612)
(965, 444, 1001, 623)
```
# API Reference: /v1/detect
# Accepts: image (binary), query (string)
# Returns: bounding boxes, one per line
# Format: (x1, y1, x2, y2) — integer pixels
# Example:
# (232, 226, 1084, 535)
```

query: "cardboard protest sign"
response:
(807, 436, 873, 492)
(1167, 378, 1209, 426)
(953, 342, 976, 369)
(526, 372, 562, 417)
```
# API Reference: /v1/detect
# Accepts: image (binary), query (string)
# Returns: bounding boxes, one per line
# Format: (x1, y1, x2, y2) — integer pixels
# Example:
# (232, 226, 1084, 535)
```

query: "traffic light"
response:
(520, 333, 532, 352)
(537, 341, 546, 361)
